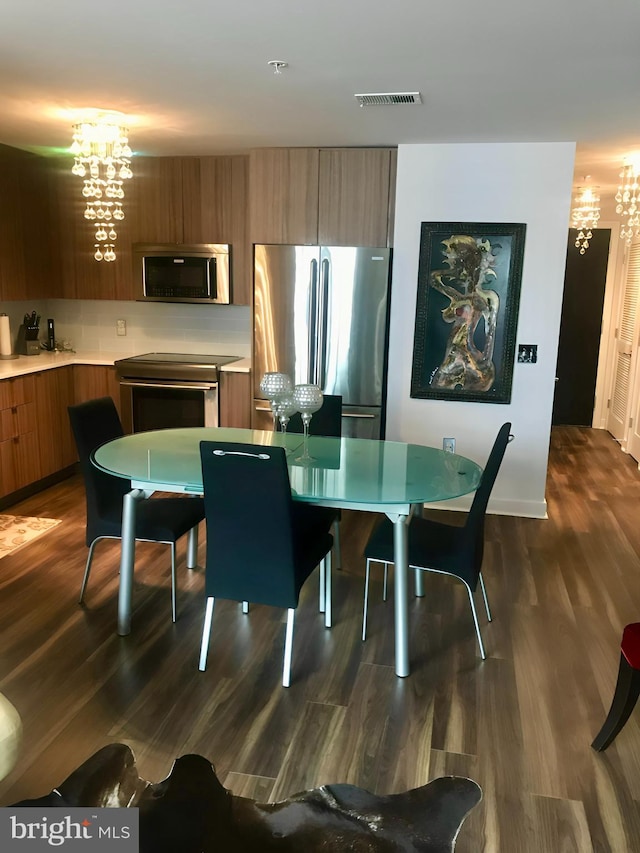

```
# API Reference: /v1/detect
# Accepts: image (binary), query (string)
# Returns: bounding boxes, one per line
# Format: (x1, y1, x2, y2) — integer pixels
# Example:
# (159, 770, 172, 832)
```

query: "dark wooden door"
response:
(552, 228, 611, 425)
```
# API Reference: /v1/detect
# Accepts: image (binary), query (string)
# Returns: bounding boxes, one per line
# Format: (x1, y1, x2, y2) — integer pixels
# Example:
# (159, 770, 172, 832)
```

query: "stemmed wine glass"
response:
(276, 394, 298, 435)
(259, 372, 293, 430)
(292, 384, 324, 462)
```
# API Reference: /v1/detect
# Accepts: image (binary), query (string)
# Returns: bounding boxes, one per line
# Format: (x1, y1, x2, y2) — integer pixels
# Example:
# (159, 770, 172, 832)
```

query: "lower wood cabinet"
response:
(0, 364, 249, 501)
(219, 371, 251, 428)
(34, 367, 76, 478)
(72, 365, 121, 413)
(0, 365, 122, 501)
(0, 375, 40, 497)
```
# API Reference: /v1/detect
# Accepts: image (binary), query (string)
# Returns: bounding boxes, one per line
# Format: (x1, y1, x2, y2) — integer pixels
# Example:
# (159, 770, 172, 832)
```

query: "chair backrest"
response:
(463, 422, 513, 563)
(68, 397, 130, 537)
(281, 395, 343, 438)
(199, 441, 299, 608)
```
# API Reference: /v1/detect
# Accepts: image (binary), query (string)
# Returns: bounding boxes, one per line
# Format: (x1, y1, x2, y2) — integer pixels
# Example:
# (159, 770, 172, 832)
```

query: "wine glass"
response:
(276, 394, 298, 435)
(292, 384, 324, 462)
(259, 372, 293, 429)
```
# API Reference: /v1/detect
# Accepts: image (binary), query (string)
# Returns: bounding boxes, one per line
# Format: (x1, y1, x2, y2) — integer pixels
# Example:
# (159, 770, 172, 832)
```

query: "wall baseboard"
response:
(422, 495, 548, 520)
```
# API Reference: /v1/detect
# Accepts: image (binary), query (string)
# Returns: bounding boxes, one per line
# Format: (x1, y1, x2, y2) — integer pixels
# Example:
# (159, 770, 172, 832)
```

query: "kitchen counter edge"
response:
(0, 352, 252, 380)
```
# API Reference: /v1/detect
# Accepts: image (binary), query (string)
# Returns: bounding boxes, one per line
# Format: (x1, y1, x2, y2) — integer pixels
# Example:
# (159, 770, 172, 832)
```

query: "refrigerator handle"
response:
(318, 257, 330, 388)
(307, 259, 318, 384)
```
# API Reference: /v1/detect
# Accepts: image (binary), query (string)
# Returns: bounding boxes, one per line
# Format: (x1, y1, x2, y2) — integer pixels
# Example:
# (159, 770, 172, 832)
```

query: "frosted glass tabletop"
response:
(93, 427, 483, 510)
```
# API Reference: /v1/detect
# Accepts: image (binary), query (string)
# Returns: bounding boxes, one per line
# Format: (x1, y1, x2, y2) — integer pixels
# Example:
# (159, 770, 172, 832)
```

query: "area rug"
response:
(0, 515, 61, 558)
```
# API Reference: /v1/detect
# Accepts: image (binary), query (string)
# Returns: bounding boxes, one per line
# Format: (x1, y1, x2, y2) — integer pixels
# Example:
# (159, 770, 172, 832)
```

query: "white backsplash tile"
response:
(42, 299, 252, 357)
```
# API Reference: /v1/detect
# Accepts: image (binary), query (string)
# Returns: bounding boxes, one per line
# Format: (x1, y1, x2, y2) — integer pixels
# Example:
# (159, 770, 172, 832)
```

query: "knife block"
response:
(16, 325, 40, 356)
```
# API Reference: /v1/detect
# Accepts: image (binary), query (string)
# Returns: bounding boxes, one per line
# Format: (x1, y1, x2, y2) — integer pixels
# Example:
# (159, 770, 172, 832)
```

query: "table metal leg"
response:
(389, 512, 410, 677)
(117, 488, 145, 636)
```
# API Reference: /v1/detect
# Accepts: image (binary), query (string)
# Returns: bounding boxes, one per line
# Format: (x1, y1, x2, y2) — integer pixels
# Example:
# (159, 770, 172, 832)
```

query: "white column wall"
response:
(386, 142, 576, 518)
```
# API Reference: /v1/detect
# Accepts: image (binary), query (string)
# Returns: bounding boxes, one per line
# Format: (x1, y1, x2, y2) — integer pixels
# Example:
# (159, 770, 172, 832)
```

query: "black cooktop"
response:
(114, 353, 242, 381)
(117, 353, 241, 367)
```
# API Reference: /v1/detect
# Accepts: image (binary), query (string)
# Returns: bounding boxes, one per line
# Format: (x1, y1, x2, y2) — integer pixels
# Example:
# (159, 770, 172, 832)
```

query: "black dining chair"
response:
(68, 397, 205, 621)
(198, 440, 334, 687)
(280, 394, 343, 578)
(361, 422, 513, 659)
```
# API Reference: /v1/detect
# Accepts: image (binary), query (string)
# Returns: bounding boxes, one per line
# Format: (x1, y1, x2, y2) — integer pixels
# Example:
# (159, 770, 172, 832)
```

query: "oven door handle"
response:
(119, 380, 218, 391)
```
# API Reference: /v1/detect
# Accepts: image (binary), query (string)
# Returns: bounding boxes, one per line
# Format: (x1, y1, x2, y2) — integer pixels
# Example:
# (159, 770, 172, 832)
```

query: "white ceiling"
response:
(2, 0, 640, 217)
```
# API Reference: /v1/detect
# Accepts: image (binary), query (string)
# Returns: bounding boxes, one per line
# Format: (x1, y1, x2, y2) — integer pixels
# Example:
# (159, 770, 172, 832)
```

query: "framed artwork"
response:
(410, 221, 526, 404)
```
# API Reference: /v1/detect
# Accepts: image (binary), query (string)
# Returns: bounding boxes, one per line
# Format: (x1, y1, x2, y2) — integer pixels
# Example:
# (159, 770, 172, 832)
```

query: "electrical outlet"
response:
(443, 437, 456, 454)
(116, 319, 126, 336)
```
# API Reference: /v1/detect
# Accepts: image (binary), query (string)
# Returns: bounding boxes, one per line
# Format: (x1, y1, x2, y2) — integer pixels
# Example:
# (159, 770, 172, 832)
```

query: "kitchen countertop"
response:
(0, 351, 251, 380)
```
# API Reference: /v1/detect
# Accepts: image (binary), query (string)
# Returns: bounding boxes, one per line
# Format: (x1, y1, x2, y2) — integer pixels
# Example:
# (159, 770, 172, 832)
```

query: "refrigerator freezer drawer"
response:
(253, 402, 383, 440)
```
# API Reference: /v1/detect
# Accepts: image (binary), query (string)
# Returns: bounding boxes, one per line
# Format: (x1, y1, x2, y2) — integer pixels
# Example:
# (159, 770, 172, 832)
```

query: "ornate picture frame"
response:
(410, 221, 526, 404)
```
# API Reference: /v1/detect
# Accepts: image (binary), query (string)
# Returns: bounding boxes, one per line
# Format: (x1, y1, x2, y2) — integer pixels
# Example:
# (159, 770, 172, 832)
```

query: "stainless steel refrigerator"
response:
(253, 244, 392, 439)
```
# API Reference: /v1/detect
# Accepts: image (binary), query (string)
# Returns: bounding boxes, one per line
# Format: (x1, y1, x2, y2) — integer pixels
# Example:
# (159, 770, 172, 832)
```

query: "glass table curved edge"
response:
(93, 427, 483, 678)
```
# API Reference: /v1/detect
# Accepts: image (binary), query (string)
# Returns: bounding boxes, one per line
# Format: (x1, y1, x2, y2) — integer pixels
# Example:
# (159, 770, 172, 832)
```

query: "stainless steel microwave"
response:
(134, 243, 231, 304)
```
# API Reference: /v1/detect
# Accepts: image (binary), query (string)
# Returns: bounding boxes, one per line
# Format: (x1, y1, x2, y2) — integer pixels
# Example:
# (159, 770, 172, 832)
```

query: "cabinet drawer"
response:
(0, 402, 36, 441)
(0, 375, 36, 409)
(0, 431, 41, 496)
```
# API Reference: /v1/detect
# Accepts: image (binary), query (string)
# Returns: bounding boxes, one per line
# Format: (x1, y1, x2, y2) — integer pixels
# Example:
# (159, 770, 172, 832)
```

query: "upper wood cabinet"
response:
(249, 147, 396, 247)
(249, 148, 320, 245)
(50, 159, 135, 301)
(318, 148, 393, 247)
(0, 145, 58, 301)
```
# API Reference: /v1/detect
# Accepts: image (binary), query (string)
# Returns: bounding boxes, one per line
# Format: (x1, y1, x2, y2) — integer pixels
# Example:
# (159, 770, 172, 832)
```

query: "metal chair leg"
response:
(319, 560, 326, 613)
(479, 572, 492, 621)
(170, 543, 177, 622)
(592, 653, 640, 751)
(186, 525, 199, 569)
(79, 538, 101, 603)
(283, 608, 295, 687)
(362, 558, 372, 641)
(465, 583, 486, 660)
(332, 519, 342, 570)
(198, 597, 215, 671)
(324, 552, 332, 628)
(383, 563, 389, 601)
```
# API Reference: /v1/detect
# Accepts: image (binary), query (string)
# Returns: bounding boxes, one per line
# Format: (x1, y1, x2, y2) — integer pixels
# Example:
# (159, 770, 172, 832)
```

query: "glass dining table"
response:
(93, 427, 483, 677)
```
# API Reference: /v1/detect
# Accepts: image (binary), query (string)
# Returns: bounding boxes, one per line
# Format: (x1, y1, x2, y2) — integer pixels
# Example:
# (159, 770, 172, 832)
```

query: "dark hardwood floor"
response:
(1, 426, 640, 850)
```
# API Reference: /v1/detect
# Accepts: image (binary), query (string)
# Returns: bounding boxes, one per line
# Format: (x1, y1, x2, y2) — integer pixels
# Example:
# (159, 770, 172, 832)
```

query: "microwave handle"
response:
(208, 257, 217, 300)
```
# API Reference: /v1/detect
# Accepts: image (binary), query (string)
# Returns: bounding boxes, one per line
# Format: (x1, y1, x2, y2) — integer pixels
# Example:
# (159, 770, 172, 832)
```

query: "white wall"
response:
(386, 142, 576, 518)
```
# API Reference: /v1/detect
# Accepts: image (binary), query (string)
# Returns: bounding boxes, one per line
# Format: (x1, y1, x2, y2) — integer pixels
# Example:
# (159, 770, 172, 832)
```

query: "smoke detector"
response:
(354, 92, 422, 107)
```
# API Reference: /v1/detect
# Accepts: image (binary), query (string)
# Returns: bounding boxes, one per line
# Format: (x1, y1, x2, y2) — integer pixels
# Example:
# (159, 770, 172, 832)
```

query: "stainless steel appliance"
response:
(134, 243, 231, 304)
(253, 244, 392, 439)
(115, 352, 241, 433)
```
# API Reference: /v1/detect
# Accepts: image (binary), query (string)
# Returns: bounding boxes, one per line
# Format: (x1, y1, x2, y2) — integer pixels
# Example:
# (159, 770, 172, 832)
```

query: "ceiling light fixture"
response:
(616, 155, 640, 245)
(70, 111, 133, 262)
(570, 181, 600, 254)
(267, 60, 288, 74)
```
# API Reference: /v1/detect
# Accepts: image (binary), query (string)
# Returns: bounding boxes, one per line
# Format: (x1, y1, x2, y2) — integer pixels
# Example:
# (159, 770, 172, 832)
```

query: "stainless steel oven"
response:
(115, 353, 240, 433)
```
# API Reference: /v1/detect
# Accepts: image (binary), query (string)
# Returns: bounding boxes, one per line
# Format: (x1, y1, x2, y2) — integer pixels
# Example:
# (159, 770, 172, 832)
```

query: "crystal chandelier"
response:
(615, 156, 640, 245)
(570, 185, 600, 254)
(70, 112, 133, 262)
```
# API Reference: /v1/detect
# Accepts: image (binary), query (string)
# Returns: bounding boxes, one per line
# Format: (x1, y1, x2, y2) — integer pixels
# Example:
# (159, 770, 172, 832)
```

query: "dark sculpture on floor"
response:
(12, 743, 482, 852)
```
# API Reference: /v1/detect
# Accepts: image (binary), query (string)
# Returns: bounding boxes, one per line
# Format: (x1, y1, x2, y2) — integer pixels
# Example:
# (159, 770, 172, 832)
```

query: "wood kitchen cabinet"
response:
(219, 371, 251, 428)
(127, 155, 250, 304)
(34, 367, 76, 477)
(249, 148, 320, 245)
(73, 365, 121, 414)
(0, 375, 40, 497)
(0, 145, 57, 300)
(50, 159, 135, 301)
(318, 148, 394, 247)
(249, 147, 396, 247)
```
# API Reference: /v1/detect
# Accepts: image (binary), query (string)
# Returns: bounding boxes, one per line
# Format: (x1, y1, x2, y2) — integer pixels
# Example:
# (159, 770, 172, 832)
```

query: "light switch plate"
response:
(443, 437, 455, 454)
(116, 319, 127, 336)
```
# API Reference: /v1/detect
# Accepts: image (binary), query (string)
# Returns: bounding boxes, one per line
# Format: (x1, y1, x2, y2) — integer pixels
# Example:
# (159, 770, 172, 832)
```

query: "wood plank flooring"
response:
(1, 426, 640, 850)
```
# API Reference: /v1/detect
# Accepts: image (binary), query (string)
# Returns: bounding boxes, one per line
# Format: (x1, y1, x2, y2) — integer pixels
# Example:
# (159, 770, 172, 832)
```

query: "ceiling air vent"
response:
(354, 92, 422, 107)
